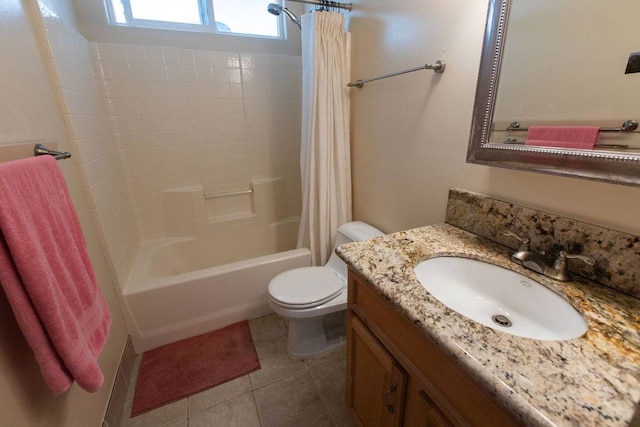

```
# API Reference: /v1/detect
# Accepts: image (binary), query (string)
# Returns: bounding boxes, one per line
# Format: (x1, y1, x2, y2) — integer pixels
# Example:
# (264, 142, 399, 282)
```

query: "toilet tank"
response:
(326, 221, 384, 280)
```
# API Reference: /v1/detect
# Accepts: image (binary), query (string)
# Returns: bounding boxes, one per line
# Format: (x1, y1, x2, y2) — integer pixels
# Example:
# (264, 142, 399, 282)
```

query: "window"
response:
(105, 0, 283, 38)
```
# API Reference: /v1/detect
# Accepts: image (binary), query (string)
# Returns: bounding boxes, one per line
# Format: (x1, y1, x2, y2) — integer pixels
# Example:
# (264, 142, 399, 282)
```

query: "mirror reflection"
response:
(489, 0, 640, 152)
(467, 0, 640, 187)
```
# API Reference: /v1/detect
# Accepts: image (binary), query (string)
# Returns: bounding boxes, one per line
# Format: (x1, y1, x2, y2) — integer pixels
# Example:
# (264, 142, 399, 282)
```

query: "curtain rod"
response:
(287, 0, 352, 12)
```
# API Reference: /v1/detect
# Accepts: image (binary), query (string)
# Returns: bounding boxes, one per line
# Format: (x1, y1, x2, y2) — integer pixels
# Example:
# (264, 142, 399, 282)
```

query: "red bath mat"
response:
(131, 320, 260, 416)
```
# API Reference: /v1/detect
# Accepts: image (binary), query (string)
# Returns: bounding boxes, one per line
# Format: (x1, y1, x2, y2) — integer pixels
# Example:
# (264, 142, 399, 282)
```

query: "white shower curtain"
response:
(297, 11, 352, 266)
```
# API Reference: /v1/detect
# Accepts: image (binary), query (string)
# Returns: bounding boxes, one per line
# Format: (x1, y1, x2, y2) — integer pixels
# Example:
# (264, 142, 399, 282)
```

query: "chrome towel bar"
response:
(347, 60, 446, 88)
(502, 139, 630, 149)
(506, 120, 638, 133)
(34, 144, 71, 160)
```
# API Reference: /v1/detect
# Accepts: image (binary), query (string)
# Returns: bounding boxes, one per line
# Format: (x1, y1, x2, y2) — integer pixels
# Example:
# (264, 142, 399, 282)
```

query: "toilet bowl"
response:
(268, 221, 384, 358)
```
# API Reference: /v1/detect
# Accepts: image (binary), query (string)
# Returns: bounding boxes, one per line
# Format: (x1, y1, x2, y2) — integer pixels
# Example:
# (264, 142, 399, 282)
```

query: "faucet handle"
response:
(553, 251, 596, 276)
(557, 251, 596, 266)
(502, 229, 530, 250)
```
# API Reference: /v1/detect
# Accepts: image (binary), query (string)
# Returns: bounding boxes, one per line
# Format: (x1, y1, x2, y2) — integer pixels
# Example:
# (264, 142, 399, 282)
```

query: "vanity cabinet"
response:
(347, 315, 406, 426)
(346, 269, 522, 427)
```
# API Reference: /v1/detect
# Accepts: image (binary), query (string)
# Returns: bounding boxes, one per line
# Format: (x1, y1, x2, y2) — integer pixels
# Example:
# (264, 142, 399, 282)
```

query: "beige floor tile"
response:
(333, 410, 356, 427)
(249, 313, 287, 343)
(189, 392, 261, 427)
(118, 320, 350, 426)
(249, 335, 306, 389)
(309, 353, 347, 416)
(303, 347, 346, 367)
(123, 399, 187, 427)
(254, 371, 332, 427)
(188, 375, 251, 414)
(160, 419, 188, 427)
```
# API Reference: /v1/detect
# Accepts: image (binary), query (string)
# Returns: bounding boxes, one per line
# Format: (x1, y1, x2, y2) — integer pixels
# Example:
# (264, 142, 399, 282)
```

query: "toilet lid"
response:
(269, 267, 345, 307)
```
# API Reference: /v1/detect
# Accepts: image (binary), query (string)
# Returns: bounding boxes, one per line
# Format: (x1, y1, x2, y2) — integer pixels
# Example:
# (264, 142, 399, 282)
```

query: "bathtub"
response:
(122, 237, 311, 353)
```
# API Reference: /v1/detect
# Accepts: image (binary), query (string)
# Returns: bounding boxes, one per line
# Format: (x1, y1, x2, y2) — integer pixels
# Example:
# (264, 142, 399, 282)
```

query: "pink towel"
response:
(0, 156, 111, 395)
(525, 126, 600, 149)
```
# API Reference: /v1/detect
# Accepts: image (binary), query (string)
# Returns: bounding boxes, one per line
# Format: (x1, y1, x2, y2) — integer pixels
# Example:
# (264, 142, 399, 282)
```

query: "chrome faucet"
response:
(546, 251, 596, 281)
(501, 230, 533, 264)
(502, 230, 595, 282)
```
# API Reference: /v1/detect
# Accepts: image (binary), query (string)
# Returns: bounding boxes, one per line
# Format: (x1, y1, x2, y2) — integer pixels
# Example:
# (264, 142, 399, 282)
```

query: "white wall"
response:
(0, 1, 128, 425)
(349, 0, 640, 236)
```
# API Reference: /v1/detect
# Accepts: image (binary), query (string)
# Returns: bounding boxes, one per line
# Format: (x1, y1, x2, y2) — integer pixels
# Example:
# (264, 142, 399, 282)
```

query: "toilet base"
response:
(286, 310, 347, 358)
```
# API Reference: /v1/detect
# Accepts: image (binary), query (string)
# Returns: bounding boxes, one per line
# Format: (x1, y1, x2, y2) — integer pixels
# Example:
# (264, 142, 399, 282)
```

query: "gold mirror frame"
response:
(466, 0, 640, 187)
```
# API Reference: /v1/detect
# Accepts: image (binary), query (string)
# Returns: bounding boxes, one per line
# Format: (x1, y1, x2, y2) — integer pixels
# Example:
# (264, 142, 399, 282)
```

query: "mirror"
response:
(467, 0, 640, 186)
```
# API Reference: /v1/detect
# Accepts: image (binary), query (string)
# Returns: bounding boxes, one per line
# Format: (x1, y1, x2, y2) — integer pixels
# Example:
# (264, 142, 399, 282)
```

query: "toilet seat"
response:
(269, 267, 345, 309)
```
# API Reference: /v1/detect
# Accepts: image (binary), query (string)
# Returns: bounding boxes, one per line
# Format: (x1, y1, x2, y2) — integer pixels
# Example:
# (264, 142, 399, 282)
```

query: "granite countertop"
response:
(337, 223, 640, 427)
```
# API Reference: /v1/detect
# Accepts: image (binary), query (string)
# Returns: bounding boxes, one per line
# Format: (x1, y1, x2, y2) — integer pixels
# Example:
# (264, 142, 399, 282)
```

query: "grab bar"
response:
(347, 60, 446, 88)
(34, 144, 72, 160)
(204, 188, 253, 199)
(506, 120, 638, 133)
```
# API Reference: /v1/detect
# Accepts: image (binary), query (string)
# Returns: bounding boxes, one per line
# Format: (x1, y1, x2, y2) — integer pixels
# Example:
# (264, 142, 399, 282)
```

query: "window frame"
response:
(104, 0, 286, 39)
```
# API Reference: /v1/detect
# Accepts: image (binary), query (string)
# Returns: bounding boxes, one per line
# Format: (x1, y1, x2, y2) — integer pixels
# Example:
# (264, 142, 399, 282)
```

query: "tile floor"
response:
(117, 314, 355, 427)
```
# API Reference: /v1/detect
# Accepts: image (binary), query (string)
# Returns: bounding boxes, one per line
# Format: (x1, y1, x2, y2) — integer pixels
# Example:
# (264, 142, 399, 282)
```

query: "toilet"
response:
(268, 221, 384, 358)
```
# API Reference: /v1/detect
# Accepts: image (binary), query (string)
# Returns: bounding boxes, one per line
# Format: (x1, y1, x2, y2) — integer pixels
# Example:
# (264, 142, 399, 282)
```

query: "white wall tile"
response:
(178, 49, 195, 65)
(144, 46, 165, 64)
(94, 41, 302, 240)
(125, 45, 147, 63)
(194, 50, 211, 67)
(163, 47, 180, 65)
(110, 62, 131, 80)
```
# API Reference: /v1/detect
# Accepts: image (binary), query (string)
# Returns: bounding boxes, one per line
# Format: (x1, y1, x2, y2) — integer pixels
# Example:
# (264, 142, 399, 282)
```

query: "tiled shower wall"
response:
(37, 4, 139, 286)
(36, 4, 303, 286)
(95, 43, 303, 240)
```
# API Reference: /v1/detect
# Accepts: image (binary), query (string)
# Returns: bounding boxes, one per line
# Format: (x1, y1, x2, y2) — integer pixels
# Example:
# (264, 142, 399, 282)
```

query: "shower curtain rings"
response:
(315, 1, 340, 12)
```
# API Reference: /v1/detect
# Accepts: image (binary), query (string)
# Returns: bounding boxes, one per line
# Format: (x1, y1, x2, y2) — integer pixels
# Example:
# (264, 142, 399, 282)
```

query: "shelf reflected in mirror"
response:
(467, 0, 640, 186)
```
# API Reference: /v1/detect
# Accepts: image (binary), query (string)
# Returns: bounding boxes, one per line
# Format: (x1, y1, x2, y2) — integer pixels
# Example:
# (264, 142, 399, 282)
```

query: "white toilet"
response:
(268, 221, 384, 358)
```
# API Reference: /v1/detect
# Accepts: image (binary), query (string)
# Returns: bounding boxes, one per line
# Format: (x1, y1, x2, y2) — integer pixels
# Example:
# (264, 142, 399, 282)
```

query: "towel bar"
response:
(347, 60, 446, 88)
(502, 138, 629, 149)
(34, 144, 71, 160)
(505, 120, 638, 133)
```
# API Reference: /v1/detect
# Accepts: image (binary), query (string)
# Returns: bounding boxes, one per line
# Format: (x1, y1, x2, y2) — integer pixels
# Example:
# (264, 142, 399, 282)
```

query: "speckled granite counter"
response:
(337, 223, 640, 427)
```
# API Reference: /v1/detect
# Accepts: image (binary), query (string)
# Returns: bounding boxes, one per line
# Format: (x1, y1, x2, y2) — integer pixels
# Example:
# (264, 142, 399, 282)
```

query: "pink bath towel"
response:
(525, 126, 600, 149)
(0, 156, 111, 395)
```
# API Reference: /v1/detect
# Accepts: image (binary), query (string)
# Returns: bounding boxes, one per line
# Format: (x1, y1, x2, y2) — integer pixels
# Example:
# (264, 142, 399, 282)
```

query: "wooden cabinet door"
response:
(347, 314, 407, 427)
(404, 376, 455, 427)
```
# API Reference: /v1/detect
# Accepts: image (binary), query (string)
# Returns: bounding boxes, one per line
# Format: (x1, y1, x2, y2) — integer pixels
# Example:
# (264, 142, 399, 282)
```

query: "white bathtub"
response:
(122, 237, 311, 353)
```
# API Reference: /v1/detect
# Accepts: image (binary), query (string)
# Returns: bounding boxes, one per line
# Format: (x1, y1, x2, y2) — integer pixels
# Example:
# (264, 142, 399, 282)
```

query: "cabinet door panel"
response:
(347, 314, 407, 427)
(404, 374, 455, 427)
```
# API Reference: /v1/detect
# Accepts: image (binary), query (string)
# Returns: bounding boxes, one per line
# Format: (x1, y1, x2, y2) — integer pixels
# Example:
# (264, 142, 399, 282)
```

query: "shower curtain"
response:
(297, 11, 352, 266)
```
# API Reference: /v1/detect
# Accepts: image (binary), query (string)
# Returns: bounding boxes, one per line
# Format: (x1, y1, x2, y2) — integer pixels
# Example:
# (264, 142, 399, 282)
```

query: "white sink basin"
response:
(414, 257, 587, 341)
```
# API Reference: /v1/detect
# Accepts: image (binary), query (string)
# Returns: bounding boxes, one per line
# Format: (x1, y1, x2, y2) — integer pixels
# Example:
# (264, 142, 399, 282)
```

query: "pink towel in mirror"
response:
(525, 126, 600, 149)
